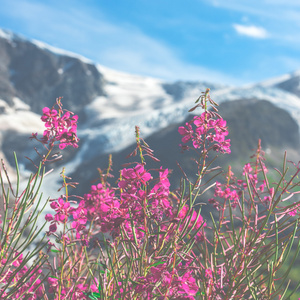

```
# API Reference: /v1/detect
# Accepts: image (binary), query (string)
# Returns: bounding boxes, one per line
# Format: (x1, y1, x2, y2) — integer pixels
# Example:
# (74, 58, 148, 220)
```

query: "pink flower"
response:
(179, 111, 231, 154)
(288, 203, 298, 216)
(205, 268, 213, 278)
(178, 123, 194, 143)
(213, 182, 240, 207)
(49, 223, 57, 233)
(289, 209, 297, 216)
(259, 181, 266, 192)
(243, 163, 253, 175)
(38, 101, 79, 150)
(48, 277, 58, 287)
(119, 164, 152, 191)
(45, 213, 53, 221)
(135, 263, 198, 298)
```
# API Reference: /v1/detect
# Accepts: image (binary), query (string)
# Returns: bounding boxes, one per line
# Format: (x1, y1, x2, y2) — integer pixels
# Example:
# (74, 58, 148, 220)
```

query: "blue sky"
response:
(1, 0, 300, 85)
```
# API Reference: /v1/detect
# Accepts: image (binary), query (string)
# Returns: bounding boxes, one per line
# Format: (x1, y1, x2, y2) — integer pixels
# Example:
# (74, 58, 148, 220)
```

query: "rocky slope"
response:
(71, 99, 299, 195)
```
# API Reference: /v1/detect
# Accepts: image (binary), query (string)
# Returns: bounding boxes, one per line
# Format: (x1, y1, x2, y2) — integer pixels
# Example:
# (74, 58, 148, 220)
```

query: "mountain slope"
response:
(0, 30, 104, 122)
(70, 99, 300, 196)
(0, 28, 300, 201)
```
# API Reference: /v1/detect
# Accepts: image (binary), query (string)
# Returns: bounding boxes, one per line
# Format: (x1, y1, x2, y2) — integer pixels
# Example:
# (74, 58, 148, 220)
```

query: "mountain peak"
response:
(255, 69, 300, 96)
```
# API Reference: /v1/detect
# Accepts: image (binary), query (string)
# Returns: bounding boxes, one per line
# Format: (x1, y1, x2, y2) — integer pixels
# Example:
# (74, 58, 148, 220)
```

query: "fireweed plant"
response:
(0, 91, 299, 299)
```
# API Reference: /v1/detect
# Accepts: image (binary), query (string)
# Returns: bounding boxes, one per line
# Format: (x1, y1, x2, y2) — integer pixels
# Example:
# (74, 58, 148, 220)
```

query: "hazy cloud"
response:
(0, 0, 240, 84)
(2, 0, 300, 84)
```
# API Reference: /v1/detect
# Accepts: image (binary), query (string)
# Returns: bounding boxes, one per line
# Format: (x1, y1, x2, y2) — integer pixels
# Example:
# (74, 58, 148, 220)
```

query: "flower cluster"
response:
(208, 149, 270, 209)
(47, 277, 99, 300)
(44, 157, 208, 298)
(3, 91, 299, 299)
(72, 182, 119, 237)
(39, 100, 79, 149)
(0, 252, 44, 299)
(178, 111, 231, 154)
(209, 181, 241, 209)
(69, 165, 175, 242)
(45, 197, 76, 234)
(43, 161, 204, 298)
(135, 262, 199, 299)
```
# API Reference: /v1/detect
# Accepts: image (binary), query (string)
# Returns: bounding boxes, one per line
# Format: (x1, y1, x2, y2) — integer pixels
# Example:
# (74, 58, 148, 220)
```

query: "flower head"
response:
(35, 99, 79, 150)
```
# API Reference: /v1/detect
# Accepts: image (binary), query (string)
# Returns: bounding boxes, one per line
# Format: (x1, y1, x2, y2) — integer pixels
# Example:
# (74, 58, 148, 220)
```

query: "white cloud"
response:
(208, 0, 300, 49)
(233, 24, 268, 39)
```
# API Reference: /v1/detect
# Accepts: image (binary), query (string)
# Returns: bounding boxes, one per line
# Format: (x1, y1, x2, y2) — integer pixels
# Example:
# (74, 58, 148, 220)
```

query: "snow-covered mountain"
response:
(0, 29, 224, 153)
(0, 28, 300, 200)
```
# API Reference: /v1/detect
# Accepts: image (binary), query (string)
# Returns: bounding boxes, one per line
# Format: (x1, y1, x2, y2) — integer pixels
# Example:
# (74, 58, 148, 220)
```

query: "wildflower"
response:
(118, 164, 152, 192)
(39, 100, 79, 149)
(135, 263, 198, 299)
(211, 181, 240, 208)
(45, 213, 53, 221)
(243, 163, 253, 175)
(205, 268, 213, 279)
(179, 111, 231, 154)
(288, 202, 298, 216)
(178, 122, 194, 143)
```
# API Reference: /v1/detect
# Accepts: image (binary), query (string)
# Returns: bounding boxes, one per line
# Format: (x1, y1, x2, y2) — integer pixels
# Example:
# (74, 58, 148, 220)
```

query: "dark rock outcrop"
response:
(0, 31, 105, 121)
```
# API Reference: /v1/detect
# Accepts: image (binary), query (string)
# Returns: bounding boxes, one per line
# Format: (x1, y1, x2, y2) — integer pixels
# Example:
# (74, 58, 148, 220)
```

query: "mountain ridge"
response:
(0, 28, 299, 201)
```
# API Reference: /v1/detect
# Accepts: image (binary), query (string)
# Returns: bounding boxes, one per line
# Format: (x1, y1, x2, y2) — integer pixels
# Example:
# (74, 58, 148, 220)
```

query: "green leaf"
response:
(50, 249, 61, 253)
(136, 228, 146, 233)
(150, 261, 165, 267)
(88, 292, 101, 299)
(83, 292, 102, 300)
